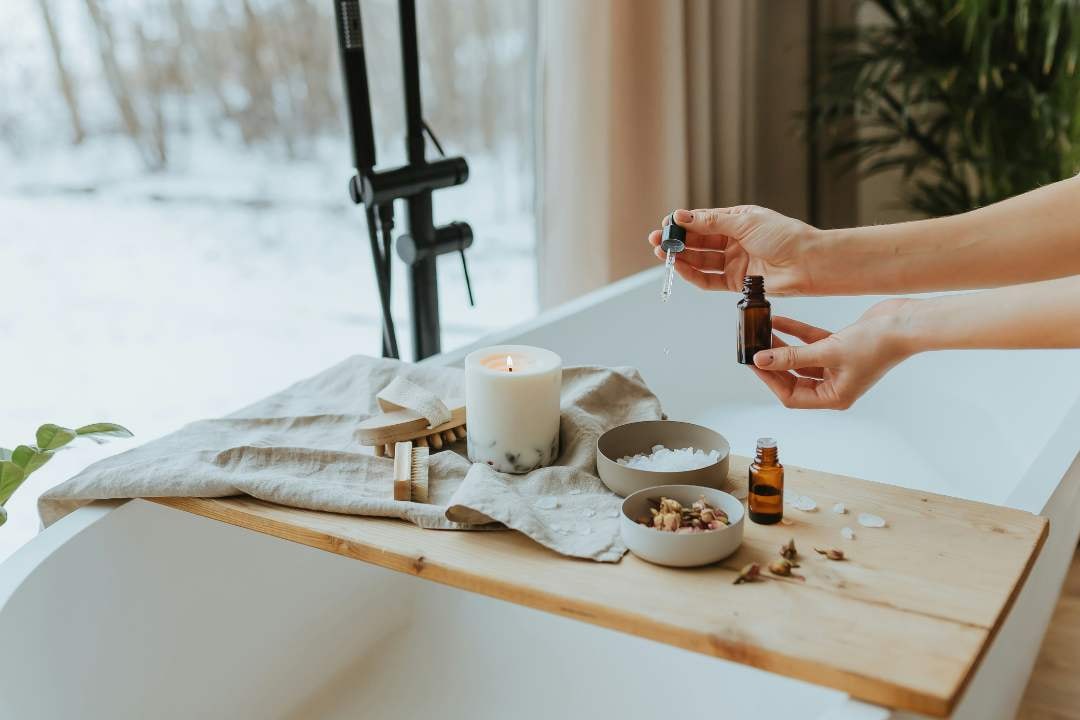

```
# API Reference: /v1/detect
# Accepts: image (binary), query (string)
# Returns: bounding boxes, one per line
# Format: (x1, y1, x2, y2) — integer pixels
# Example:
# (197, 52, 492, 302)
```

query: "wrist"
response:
(889, 298, 934, 358)
(803, 227, 875, 296)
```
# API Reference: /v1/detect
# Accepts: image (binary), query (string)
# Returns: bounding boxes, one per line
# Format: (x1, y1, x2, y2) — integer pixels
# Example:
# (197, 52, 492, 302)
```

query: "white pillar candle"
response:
(465, 344, 562, 474)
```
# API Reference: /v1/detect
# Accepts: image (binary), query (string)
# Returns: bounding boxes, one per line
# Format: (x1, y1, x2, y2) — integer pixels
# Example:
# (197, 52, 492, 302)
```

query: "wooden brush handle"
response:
(356, 404, 466, 446)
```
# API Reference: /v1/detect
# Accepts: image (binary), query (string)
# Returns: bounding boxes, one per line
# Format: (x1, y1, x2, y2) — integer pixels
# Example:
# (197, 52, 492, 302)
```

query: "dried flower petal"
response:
(857, 513, 886, 528)
(780, 538, 798, 561)
(814, 547, 846, 561)
(734, 562, 761, 584)
(768, 559, 793, 576)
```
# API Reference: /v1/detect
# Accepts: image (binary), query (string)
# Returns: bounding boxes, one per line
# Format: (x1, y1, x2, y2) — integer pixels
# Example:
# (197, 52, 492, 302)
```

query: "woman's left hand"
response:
(751, 299, 917, 410)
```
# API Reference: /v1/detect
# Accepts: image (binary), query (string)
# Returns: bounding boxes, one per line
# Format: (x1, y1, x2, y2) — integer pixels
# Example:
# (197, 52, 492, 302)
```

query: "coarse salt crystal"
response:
(535, 496, 558, 510)
(832, 503, 846, 514)
(858, 513, 886, 528)
(582, 508, 597, 518)
(841, 527, 855, 540)
(615, 445, 721, 472)
(568, 488, 581, 495)
(794, 496, 818, 512)
(579, 525, 593, 535)
(780, 518, 794, 526)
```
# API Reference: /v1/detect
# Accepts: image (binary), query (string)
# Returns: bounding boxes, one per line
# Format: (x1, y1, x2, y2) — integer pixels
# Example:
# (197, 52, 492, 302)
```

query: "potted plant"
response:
(812, 0, 1080, 216)
(0, 423, 132, 525)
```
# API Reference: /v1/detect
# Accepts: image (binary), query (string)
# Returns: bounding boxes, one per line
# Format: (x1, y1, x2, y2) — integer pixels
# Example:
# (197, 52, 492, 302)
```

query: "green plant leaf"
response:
(12, 445, 51, 475)
(0, 461, 27, 506)
(36, 424, 77, 452)
(75, 423, 134, 440)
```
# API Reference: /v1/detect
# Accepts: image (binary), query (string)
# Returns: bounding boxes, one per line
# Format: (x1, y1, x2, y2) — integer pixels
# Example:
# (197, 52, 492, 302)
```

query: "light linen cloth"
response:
(39, 355, 663, 562)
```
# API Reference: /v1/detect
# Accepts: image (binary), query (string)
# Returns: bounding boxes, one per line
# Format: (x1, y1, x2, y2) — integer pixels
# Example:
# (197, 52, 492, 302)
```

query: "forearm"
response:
(807, 174, 1080, 295)
(897, 276, 1080, 354)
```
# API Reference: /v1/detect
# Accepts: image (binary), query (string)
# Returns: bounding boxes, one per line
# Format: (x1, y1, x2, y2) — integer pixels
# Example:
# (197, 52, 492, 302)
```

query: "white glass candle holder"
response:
(465, 344, 562, 474)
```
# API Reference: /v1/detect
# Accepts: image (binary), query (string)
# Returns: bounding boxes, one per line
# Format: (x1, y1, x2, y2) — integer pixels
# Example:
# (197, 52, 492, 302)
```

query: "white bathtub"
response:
(2, 267, 1078, 719)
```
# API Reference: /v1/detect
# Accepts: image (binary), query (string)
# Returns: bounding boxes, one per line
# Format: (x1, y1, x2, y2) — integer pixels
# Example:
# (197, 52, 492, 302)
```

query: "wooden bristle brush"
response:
(357, 402, 467, 458)
(392, 441, 430, 503)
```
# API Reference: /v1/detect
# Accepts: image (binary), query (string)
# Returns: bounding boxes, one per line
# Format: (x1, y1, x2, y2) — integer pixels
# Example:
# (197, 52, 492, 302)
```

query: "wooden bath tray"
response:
(152, 456, 1047, 717)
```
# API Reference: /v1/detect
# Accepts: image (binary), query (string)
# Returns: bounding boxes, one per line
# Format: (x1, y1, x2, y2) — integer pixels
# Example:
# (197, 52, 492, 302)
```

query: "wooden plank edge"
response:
(151, 496, 959, 716)
(939, 514, 1051, 716)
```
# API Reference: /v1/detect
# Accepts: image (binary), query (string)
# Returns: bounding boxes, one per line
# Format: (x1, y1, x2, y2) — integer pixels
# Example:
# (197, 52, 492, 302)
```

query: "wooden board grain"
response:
(151, 455, 1047, 717)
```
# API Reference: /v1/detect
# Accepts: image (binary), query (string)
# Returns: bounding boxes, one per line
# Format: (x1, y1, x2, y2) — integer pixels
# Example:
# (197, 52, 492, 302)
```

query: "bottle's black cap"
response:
(660, 213, 686, 253)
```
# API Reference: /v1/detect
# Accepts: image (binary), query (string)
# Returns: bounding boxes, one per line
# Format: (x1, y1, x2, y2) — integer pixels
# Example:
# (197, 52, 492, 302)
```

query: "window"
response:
(0, 0, 538, 559)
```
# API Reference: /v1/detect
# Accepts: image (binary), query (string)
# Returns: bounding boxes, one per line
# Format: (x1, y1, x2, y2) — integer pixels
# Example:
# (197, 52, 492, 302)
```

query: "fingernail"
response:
(754, 351, 773, 367)
(674, 209, 693, 223)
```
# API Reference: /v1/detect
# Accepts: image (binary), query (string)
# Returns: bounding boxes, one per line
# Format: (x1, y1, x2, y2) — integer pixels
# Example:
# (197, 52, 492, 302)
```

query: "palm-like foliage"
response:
(812, 0, 1080, 216)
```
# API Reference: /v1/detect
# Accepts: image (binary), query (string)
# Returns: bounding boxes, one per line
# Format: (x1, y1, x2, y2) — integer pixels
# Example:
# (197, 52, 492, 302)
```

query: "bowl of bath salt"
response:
(596, 420, 730, 497)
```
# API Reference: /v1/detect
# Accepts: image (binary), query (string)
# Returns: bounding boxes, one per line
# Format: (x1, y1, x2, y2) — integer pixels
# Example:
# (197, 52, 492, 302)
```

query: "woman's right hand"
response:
(648, 206, 821, 296)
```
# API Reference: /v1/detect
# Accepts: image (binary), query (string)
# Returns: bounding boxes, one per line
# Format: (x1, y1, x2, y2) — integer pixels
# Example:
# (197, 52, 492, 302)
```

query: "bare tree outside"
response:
(0, 0, 539, 558)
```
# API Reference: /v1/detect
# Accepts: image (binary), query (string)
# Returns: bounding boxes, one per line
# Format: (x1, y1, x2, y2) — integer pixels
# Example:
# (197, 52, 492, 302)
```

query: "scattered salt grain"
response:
(794, 496, 818, 512)
(832, 503, 846, 514)
(535, 496, 559, 510)
(606, 509, 620, 518)
(582, 508, 597, 518)
(568, 488, 582, 495)
(579, 525, 593, 535)
(841, 527, 855, 541)
(616, 444, 720, 472)
(857, 513, 886, 528)
(549, 523, 562, 532)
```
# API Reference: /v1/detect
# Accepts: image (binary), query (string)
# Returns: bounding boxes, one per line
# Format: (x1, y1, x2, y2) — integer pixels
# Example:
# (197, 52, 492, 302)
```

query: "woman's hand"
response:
(647, 206, 821, 296)
(750, 299, 917, 410)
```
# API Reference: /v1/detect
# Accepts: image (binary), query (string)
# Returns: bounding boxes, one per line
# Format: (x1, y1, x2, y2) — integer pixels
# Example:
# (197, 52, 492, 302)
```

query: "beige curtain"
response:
(536, 0, 856, 307)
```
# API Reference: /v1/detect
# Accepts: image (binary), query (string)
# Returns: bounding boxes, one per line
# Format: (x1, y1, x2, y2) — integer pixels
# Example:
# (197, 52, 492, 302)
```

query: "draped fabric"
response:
(536, 0, 856, 307)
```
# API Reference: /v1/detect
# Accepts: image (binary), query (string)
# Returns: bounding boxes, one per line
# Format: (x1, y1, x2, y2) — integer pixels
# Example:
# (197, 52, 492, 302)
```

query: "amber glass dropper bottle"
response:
(737, 275, 771, 364)
(748, 437, 783, 525)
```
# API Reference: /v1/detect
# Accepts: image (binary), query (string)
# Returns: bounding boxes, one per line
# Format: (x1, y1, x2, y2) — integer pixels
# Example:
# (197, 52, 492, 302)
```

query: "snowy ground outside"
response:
(0, 135, 537, 561)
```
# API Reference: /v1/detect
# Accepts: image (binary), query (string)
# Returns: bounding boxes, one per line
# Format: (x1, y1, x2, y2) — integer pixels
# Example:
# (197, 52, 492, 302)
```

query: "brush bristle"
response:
(410, 446, 429, 503)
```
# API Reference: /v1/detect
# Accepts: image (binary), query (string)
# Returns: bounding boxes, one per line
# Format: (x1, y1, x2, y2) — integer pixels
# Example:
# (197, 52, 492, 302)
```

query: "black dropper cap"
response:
(660, 213, 686, 253)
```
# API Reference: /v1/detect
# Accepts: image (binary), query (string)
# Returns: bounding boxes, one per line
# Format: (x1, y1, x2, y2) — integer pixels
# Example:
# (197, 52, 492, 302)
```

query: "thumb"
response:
(754, 340, 833, 371)
(673, 207, 751, 237)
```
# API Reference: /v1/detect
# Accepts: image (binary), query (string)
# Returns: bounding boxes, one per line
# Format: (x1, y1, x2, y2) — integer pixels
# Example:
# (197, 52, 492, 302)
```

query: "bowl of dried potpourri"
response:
(620, 485, 744, 567)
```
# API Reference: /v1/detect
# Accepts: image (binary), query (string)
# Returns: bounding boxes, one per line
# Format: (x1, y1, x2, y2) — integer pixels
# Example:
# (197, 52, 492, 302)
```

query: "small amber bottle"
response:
(737, 275, 771, 364)
(748, 437, 783, 525)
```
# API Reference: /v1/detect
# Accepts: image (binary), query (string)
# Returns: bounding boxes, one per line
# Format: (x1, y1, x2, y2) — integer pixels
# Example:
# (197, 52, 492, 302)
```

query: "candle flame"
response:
(506, 355, 514, 372)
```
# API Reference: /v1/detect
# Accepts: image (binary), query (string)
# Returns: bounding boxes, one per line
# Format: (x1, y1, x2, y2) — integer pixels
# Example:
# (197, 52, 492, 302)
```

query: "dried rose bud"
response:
(768, 559, 793, 576)
(780, 538, 798, 561)
(692, 496, 707, 513)
(734, 562, 761, 584)
(707, 520, 724, 531)
(700, 509, 716, 523)
(814, 547, 845, 561)
(659, 497, 682, 514)
(662, 512, 680, 532)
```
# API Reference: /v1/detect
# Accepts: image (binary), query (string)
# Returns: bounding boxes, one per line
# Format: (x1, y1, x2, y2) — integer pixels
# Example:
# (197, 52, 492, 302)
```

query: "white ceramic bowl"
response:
(596, 420, 731, 498)
(620, 485, 745, 567)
